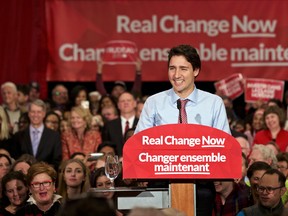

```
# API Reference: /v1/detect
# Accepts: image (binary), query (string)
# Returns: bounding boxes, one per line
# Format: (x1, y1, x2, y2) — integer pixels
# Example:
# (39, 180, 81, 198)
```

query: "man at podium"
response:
(135, 44, 230, 216)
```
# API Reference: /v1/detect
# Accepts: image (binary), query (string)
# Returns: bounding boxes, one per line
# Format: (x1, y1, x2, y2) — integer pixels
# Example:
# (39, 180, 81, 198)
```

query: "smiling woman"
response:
(16, 162, 62, 216)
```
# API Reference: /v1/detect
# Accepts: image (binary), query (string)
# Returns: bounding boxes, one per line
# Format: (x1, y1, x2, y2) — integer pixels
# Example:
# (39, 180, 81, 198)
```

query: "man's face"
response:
(29, 88, 40, 102)
(168, 55, 199, 98)
(214, 181, 233, 194)
(258, 173, 286, 208)
(52, 85, 68, 105)
(17, 91, 28, 104)
(248, 149, 271, 167)
(117, 93, 136, 115)
(277, 161, 288, 177)
(101, 107, 118, 121)
(1, 86, 17, 105)
(28, 104, 46, 127)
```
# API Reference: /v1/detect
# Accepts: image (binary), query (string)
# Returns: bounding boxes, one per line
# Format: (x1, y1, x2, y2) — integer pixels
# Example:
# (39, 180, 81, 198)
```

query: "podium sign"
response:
(123, 124, 242, 179)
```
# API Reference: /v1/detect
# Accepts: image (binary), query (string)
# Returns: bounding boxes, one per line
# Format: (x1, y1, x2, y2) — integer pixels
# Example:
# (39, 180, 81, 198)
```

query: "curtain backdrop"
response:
(0, 0, 48, 102)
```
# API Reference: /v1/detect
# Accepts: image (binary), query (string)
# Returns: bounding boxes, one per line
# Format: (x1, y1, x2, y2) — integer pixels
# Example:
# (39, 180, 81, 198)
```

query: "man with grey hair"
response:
(12, 99, 62, 169)
(248, 144, 278, 168)
(1, 81, 21, 133)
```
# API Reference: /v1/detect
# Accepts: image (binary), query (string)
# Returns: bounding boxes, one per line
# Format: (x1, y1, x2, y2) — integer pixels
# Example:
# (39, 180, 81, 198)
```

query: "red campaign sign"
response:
(214, 73, 244, 100)
(46, 1, 288, 82)
(123, 124, 242, 179)
(102, 40, 138, 65)
(245, 78, 285, 103)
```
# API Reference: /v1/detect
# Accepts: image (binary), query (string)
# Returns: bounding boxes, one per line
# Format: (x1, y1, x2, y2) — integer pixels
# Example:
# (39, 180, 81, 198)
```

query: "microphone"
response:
(177, 99, 182, 123)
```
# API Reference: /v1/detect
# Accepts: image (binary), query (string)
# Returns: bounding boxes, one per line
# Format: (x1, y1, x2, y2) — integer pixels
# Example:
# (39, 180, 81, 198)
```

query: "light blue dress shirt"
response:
(135, 87, 231, 134)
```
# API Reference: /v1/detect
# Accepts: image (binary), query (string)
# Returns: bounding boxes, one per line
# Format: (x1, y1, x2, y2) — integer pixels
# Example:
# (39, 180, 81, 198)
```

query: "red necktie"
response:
(124, 120, 129, 134)
(178, 99, 188, 124)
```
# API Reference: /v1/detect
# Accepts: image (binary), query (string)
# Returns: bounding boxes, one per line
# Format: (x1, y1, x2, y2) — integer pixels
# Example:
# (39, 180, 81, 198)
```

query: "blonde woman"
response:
(0, 106, 13, 155)
(61, 106, 102, 160)
(57, 159, 90, 200)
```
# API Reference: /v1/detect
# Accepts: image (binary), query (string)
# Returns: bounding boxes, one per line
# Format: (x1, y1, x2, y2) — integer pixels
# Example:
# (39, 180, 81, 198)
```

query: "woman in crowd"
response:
(16, 162, 61, 216)
(0, 171, 29, 215)
(44, 111, 61, 133)
(69, 85, 88, 108)
(17, 112, 30, 132)
(61, 106, 102, 160)
(253, 105, 288, 152)
(97, 95, 118, 117)
(0, 154, 12, 183)
(0, 106, 13, 154)
(91, 167, 122, 216)
(10, 154, 37, 175)
(57, 159, 90, 200)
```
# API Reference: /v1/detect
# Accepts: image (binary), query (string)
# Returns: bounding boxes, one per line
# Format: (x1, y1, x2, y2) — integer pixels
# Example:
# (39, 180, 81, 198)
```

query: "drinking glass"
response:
(105, 155, 120, 188)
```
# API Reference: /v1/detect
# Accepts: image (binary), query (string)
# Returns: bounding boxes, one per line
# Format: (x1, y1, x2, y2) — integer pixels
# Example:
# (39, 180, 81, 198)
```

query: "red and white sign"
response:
(214, 73, 244, 100)
(123, 124, 242, 179)
(45, 1, 288, 82)
(102, 40, 138, 64)
(245, 78, 285, 103)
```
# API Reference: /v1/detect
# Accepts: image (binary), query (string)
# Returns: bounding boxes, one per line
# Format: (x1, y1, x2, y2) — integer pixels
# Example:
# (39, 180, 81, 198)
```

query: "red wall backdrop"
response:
(0, 0, 48, 99)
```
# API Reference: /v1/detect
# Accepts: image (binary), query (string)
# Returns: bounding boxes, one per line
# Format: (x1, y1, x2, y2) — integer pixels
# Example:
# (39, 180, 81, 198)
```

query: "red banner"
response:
(245, 78, 285, 103)
(123, 124, 242, 179)
(214, 73, 244, 100)
(46, 0, 288, 82)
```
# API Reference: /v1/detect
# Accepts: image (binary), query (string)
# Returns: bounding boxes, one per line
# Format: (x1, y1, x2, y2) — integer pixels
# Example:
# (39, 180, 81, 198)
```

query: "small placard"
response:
(123, 124, 242, 179)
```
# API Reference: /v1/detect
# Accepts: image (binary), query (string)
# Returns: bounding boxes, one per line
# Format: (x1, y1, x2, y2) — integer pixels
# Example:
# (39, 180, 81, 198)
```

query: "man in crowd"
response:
(13, 99, 62, 169)
(102, 91, 138, 157)
(135, 44, 230, 216)
(238, 169, 286, 215)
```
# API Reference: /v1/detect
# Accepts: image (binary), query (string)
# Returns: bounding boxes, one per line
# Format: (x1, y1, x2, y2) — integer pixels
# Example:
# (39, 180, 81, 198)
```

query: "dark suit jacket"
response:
(102, 117, 138, 156)
(12, 126, 62, 169)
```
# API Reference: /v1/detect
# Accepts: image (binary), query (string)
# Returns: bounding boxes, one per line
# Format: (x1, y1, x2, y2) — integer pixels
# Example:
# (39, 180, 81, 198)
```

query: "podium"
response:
(123, 124, 242, 215)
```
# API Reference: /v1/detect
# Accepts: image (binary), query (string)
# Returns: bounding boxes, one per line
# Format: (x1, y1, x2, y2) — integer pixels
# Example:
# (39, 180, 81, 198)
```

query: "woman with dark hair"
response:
(0, 154, 12, 183)
(44, 111, 61, 133)
(57, 159, 90, 200)
(69, 85, 88, 108)
(10, 154, 37, 175)
(253, 105, 288, 152)
(0, 171, 29, 215)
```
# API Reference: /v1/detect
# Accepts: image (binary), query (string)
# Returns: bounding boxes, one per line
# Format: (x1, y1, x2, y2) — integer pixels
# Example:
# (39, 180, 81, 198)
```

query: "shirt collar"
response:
(170, 85, 198, 105)
(30, 124, 44, 133)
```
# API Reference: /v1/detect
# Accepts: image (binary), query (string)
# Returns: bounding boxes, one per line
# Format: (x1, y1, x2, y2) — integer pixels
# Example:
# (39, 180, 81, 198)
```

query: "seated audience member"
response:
(253, 105, 288, 152)
(0, 154, 12, 182)
(10, 154, 37, 175)
(237, 169, 287, 216)
(61, 106, 101, 160)
(12, 99, 62, 170)
(0, 171, 29, 215)
(246, 161, 271, 204)
(58, 159, 90, 200)
(44, 111, 61, 132)
(57, 195, 116, 216)
(248, 144, 277, 168)
(276, 152, 288, 206)
(16, 162, 62, 216)
(213, 179, 250, 215)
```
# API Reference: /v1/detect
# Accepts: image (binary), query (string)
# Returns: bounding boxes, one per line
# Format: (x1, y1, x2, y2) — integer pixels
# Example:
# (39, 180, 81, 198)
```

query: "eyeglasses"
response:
(257, 185, 283, 194)
(31, 180, 53, 189)
(53, 91, 67, 96)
